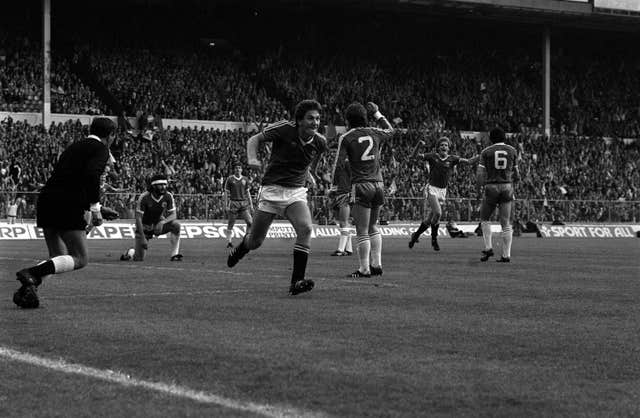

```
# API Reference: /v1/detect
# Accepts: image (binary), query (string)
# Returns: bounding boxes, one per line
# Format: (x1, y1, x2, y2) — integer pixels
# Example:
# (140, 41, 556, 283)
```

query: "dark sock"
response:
(431, 223, 439, 239)
(416, 221, 429, 235)
(237, 238, 249, 253)
(292, 244, 309, 283)
(28, 260, 55, 278)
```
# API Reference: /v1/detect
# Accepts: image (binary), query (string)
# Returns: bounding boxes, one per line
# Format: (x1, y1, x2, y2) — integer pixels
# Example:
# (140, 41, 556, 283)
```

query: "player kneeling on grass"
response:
(121, 174, 183, 262)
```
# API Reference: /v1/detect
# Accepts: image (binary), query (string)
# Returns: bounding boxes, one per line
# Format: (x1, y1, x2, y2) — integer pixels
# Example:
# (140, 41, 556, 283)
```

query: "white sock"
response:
(370, 231, 382, 268)
(502, 225, 513, 258)
(227, 228, 233, 243)
(338, 228, 349, 252)
(345, 229, 353, 252)
(481, 222, 493, 250)
(356, 235, 371, 274)
(170, 233, 181, 256)
(52, 255, 75, 273)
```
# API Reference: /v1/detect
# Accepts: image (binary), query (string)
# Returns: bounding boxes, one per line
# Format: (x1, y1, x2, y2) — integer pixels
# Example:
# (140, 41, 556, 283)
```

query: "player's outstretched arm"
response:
(459, 154, 481, 165)
(411, 140, 426, 159)
(247, 132, 266, 169)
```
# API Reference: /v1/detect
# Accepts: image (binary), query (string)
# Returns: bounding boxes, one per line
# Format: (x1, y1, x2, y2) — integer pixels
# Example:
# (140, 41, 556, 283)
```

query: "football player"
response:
(477, 127, 520, 262)
(121, 174, 183, 262)
(329, 151, 353, 256)
(223, 162, 253, 248)
(408, 136, 479, 251)
(333, 102, 394, 277)
(227, 99, 327, 295)
(13, 117, 115, 309)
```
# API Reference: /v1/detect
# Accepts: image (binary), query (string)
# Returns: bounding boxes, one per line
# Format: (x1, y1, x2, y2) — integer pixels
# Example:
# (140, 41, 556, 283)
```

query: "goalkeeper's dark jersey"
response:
(261, 120, 327, 188)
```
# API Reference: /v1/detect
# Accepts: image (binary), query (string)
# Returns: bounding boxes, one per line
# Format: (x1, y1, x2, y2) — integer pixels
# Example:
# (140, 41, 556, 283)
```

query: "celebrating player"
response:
(13, 117, 115, 309)
(227, 99, 327, 295)
(408, 136, 479, 251)
(329, 154, 353, 256)
(120, 174, 183, 262)
(334, 102, 394, 277)
(477, 127, 520, 262)
(223, 162, 253, 248)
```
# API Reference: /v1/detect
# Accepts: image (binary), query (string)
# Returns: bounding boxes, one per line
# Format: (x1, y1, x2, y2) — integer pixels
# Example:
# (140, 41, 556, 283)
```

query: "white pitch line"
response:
(0, 346, 328, 418)
(44, 288, 253, 300)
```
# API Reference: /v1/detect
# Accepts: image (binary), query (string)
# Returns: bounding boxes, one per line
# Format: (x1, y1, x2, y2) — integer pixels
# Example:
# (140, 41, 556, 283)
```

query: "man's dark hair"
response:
(294, 99, 322, 124)
(489, 127, 506, 144)
(345, 102, 367, 128)
(89, 117, 116, 139)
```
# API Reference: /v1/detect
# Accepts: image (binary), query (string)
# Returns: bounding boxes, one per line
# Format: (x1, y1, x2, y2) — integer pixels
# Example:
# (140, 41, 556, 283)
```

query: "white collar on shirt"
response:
(88, 135, 102, 142)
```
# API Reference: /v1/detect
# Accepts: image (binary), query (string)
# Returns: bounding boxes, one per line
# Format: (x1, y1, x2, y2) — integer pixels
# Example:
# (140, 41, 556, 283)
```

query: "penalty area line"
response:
(0, 346, 329, 418)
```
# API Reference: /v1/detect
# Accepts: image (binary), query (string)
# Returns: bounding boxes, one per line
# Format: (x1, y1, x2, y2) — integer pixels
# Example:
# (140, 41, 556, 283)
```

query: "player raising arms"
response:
(13, 117, 115, 309)
(477, 127, 520, 262)
(334, 102, 394, 277)
(120, 174, 183, 262)
(224, 162, 253, 248)
(227, 99, 327, 295)
(329, 153, 353, 256)
(408, 136, 479, 251)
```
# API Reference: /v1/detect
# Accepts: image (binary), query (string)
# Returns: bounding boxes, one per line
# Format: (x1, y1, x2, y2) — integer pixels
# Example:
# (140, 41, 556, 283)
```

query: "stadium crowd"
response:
(2, 30, 639, 139)
(1, 115, 638, 223)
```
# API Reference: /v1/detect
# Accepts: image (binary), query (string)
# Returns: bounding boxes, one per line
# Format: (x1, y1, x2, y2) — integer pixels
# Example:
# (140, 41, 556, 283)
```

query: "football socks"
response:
(481, 221, 493, 250)
(370, 231, 382, 269)
(292, 244, 310, 283)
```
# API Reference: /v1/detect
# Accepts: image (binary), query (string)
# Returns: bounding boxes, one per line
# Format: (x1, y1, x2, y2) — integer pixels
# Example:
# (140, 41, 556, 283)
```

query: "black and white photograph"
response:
(1, 0, 639, 416)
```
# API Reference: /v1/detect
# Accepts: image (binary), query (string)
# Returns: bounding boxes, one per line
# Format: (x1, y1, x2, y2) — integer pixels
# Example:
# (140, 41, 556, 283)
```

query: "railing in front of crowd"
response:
(1, 191, 639, 224)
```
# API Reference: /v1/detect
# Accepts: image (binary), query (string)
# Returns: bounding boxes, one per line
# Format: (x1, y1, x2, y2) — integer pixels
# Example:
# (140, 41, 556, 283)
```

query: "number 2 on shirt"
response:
(358, 136, 375, 161)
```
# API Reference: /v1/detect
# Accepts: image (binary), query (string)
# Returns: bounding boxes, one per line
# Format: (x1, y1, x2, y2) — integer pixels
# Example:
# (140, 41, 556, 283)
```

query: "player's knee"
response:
(170, 221, 181, 234)
(295, 223, 313, 240)
(75, 255, 88, 269)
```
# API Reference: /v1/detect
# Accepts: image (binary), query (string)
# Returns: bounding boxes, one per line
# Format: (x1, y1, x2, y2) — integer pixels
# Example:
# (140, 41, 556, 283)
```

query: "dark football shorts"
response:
(228, 200, 250, 217)
(140, 220, 180, 240)
(483, 183, 515, 207)
(330, 192, 351, 212)
(352, 182, 385, 209)
(36, 192, 87, 231)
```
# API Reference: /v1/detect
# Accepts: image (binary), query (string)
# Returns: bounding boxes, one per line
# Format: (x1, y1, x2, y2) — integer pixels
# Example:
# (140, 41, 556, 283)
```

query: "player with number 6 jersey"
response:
(477, 127, 520, 263)
(334, 102, 394, 278)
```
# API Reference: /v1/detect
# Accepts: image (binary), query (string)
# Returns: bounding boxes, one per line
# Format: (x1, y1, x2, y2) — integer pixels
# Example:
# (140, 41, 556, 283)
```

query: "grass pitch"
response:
(1, 236, 639, 417)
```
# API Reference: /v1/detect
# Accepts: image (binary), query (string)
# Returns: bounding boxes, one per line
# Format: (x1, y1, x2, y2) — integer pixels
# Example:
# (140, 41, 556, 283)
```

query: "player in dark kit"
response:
(329, 154, 353, 256)
(224, 162, 253, 248)
(227, 99, 327, 295)
(334, 102, 394, 277)
(409, 137, 479, 251)
(477, 127, 520, 262)
(120, 174, 183, 262)
(13, 117, 115, 309)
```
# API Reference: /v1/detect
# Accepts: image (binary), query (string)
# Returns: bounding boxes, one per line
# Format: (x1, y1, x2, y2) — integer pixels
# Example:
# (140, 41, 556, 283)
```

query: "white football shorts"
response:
(258, 185, 308, 216)
(426, 184, 447, 203)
